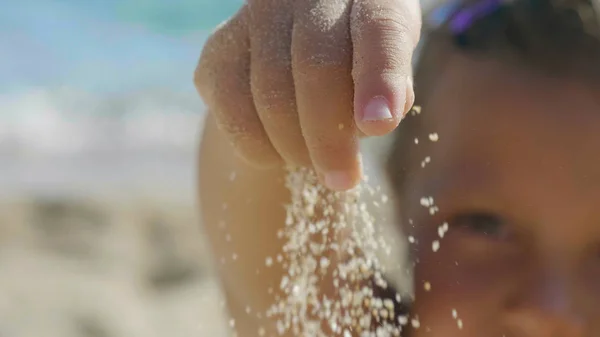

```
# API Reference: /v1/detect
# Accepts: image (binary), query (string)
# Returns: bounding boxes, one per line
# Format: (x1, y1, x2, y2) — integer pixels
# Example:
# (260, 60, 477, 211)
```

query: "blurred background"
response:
(0, 1, 242, 336)
(0, 0, 454, 335)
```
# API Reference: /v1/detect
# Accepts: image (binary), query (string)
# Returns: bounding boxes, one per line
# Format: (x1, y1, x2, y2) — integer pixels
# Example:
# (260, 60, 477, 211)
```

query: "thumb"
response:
(351, 0, 421, 136)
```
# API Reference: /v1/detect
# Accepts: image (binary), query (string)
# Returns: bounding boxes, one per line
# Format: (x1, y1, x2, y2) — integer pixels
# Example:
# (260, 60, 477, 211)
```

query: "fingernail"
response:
(404, 77, 415, 117)
(324, 171, 354, 191)
(362, 96, 393, 121)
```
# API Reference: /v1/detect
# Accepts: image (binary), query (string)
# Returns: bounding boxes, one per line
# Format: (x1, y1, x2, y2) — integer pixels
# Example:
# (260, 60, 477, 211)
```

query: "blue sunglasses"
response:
(429, 0, 600, 39)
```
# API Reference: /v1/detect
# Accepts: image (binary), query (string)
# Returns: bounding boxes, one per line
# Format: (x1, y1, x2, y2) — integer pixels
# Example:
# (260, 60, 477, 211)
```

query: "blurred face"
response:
(400, 54, 600, 337)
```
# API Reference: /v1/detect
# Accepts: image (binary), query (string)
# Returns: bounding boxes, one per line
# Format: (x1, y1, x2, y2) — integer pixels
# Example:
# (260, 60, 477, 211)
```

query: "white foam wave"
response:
(0, 87, 207, 198)
(0, 87, 205, 157)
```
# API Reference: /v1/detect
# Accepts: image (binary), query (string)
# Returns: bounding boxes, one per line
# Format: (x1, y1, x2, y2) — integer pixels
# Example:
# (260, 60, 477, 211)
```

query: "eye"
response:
(449, 212, 511, 241)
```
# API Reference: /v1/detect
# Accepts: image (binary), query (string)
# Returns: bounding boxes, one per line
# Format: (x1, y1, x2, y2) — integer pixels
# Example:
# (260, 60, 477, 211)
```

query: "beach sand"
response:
(0, 122, 235, 337)
(0, 197, 231, 337)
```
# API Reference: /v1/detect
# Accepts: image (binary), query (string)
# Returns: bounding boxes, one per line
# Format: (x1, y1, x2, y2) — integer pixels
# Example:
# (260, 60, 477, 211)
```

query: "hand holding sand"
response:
(195, 0, 421, 191)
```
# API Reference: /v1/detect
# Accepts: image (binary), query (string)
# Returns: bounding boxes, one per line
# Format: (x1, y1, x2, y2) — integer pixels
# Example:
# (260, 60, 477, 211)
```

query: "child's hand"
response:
(195, 0, 421, 190)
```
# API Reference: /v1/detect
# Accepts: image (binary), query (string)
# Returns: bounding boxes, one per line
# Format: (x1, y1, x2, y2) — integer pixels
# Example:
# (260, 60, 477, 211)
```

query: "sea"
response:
(0, 0, 243, 200)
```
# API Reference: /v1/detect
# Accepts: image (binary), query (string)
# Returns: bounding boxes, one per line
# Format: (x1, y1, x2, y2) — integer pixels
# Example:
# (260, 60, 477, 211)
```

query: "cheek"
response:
(409, 235, 520, 337)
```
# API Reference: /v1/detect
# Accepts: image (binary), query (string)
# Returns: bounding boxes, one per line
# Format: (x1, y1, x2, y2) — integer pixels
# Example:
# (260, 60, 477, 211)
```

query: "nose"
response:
(504, 265, 585, 337)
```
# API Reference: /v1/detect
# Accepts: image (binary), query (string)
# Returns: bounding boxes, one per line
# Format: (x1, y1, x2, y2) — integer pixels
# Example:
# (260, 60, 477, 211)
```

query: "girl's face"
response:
(401, 54, 600, 337)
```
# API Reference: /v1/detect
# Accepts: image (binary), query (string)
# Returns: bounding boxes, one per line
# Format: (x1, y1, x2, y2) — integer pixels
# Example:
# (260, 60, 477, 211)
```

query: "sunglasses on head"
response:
(427, 0, 600, 47)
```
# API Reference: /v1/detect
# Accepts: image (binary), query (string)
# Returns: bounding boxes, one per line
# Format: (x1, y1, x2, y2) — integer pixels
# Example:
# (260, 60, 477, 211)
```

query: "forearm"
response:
(199, 114, 290, 335)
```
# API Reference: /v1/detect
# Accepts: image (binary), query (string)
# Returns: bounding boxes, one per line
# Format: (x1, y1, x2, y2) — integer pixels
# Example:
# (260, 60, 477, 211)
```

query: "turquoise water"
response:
(49, 0, 244, 34)
(1, 0, 242, 92)
(0, 0, 242, 157)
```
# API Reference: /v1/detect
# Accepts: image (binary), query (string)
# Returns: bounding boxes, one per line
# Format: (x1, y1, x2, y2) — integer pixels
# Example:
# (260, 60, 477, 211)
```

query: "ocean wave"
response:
(0, 87, 206, 158)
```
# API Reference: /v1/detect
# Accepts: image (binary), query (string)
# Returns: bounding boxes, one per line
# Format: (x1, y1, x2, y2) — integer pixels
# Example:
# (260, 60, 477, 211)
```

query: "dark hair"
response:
(387, 0, 600, 194)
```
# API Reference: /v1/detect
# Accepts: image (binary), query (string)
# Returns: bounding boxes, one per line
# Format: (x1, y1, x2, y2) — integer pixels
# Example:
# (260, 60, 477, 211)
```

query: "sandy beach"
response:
(0, 196, 232, 337)
(0, 102, 236, 337)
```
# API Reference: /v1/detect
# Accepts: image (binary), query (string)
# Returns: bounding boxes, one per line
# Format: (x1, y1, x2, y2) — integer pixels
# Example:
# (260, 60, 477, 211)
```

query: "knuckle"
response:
(198, 58, 251, 111)
(251, 72, 295, 111)
(352, 1, 420, 47)
(251, 26, 293, 66)
(253, 90, 295, 117)
(372, 15, 419, 53)
(194, 55, 215, 103)
(374, 15, 412, 40)
(352, 19, 414, 76)
(293, 53, 350, 81)
(216, 115, 247, 138)
(292, 31, 351, 77)
(194, 9, 250, 103)
(216, 108, 261, 139)
(251, 60, 291, 87)
(252, 44, 292, 71)
(194, 32, 229, 103)
(291, 14, 352, 82)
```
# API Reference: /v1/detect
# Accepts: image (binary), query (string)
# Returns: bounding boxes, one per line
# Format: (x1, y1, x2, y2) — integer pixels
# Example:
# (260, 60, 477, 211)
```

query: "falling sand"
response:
(262, 105, 448, 337)
(266, 167, 405, 337)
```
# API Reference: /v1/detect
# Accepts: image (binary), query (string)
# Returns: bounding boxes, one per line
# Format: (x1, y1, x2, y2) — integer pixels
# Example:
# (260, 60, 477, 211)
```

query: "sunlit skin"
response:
(397, 53, 600, 337)
(196, 2, 600, 335)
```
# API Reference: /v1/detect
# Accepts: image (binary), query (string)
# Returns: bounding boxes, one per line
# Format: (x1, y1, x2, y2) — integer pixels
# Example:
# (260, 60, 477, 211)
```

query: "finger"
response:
(247, 0, 311, 167)
(292, 0, 361, 191)
(195, 6, 280, 167)
(351, 0, 421, 136)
